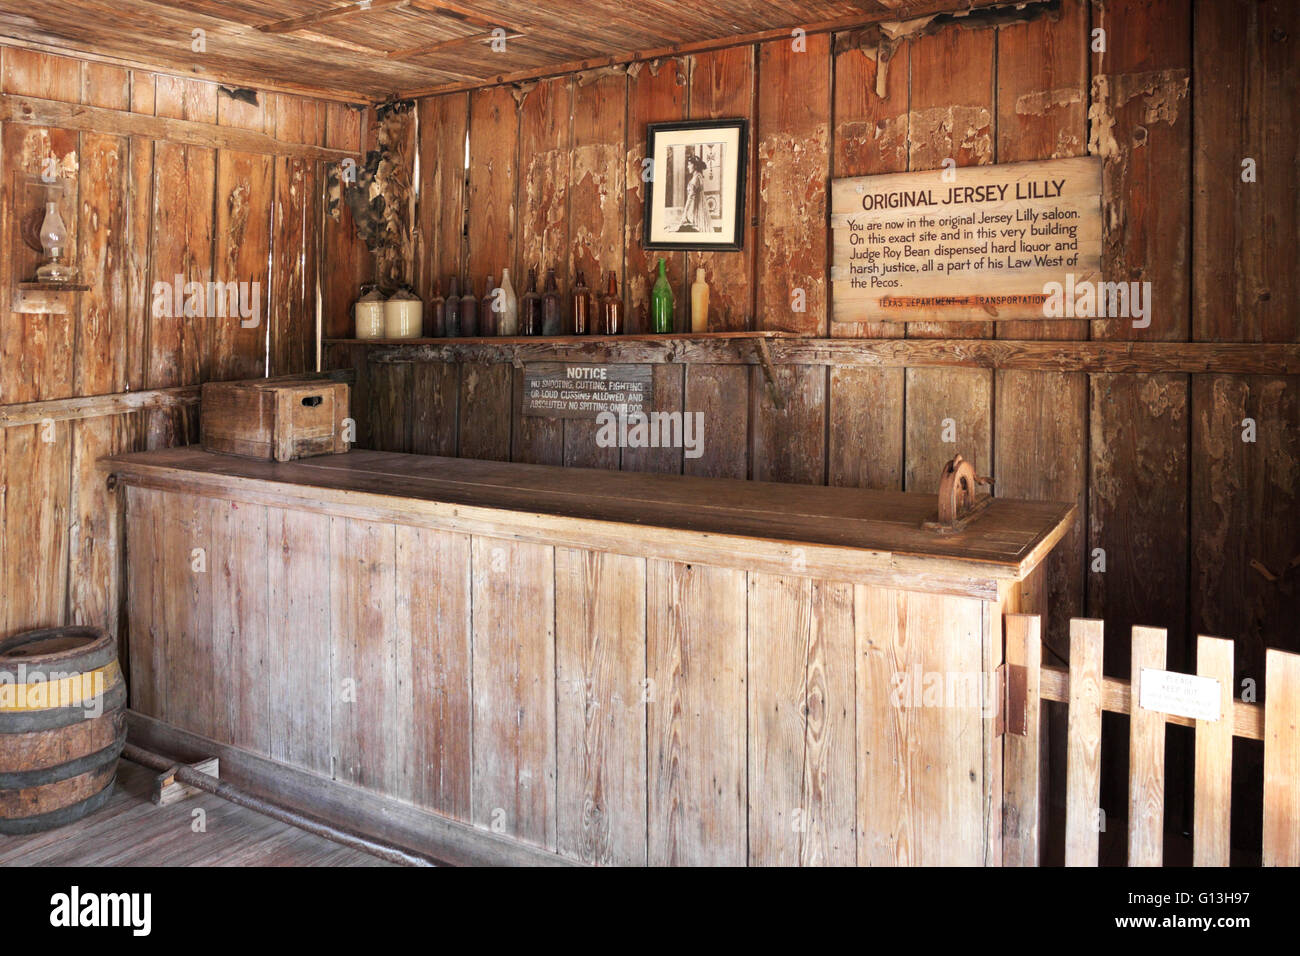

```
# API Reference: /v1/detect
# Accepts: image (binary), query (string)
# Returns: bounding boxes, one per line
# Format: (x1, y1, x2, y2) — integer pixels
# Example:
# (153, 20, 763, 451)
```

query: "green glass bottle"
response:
(650, 258, 674, 334)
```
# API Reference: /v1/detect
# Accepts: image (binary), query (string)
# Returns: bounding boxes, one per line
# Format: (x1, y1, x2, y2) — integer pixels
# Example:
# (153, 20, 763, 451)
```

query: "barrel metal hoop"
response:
(0, 725, 127, 790)
(0, 679, 127, 734)
(0, 779, 117, 835)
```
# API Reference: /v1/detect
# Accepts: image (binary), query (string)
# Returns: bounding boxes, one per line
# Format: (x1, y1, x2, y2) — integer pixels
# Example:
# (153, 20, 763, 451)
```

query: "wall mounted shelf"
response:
(13, 281, 90, 315)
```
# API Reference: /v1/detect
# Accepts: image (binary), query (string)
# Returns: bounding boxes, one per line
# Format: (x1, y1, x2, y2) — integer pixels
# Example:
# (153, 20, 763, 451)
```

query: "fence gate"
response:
(1001, 614, 1300, 866)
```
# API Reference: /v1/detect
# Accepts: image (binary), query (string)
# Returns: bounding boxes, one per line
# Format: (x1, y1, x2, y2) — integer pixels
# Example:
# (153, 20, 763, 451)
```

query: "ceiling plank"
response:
(257, 0, 412, 34)
(386, 31, 525, 59)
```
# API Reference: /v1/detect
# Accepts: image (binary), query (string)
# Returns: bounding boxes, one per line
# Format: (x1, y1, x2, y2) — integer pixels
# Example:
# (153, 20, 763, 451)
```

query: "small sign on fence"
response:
(1138, 668, 1222, 722)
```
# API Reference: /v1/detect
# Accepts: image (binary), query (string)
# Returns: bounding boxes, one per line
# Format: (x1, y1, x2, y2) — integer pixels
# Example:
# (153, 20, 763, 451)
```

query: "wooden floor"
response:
(0, 761, 394, 867)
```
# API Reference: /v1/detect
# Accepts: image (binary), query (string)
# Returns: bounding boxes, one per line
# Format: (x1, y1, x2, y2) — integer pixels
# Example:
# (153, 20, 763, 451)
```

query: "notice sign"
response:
(522, 363, 652, 419)
(1138, 668, 1223, 723)
(831, 156, 1102, 323)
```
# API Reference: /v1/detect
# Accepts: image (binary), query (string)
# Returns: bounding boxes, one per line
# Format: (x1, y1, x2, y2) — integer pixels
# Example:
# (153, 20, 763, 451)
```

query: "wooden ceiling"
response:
(0, 0, 994, 103)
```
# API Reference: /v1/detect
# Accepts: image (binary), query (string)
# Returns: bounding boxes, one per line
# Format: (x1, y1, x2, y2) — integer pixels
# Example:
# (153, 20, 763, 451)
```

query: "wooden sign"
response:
(521, 363, 653, 419)
(832, 157, 1102, 323)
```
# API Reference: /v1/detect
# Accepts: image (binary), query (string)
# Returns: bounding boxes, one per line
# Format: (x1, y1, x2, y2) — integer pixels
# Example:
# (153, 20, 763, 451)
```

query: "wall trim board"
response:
(126, 711, 577, 867)
(0, 35, 372, 106)
(0, 387, 201, 427)
(0, 96, 363, 161)
(339, 339, 1300, 375)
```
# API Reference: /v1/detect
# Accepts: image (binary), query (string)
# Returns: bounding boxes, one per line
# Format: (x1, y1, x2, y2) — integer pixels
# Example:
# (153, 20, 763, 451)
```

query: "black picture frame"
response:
(642, 118, 748, 252)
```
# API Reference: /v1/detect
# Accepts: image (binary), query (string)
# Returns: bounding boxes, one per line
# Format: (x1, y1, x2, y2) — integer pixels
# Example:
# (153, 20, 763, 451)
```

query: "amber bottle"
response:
(571, 270, 592, 335)
(480, 274, 498, 337)
(541, 268, 563, 336)
(444, 275, 462, 338)
(599, 270, 623, 335)
(520, 267, 542, 336)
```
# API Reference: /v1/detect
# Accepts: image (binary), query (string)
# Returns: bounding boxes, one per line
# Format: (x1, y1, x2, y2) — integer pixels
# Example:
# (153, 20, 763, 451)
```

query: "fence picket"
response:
(1262, 648, 1300, 866)
(1127, 626, 1167, 866)
(1193, 636, 1234, 866)
(1002, 614, 1041, 867)
(1064, 619, 1104, 867)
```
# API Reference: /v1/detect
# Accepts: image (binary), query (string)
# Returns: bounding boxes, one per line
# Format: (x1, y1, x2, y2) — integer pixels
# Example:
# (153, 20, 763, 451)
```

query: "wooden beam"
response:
(257, 0, 411, 34)
(333, 337, 1300, 375)
(0, 97, 363, 162)
(1039, 664, 1265, 741)
(408, 0, 505, 31)
(127, 711, 576, 866)
(0, 386, 201, 428)
(385, 31, 525, 60)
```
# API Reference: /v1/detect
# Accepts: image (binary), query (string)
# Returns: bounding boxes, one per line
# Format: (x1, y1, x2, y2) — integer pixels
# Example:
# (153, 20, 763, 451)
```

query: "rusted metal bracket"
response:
(754, 338, 786, 410)
(922, 454, 995, 532)
(1003, 662, 1028, 736)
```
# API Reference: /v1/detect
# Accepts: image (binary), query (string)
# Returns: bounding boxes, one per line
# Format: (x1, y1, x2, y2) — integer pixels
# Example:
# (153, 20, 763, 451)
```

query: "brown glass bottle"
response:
(571, 270, 592, 335)
(599, 270, 623, 335)
(459, 277, 478, 337)
(444, 275, 462, 337)
(541, 268, 563, 336)
(428, 278, 446, 337)
(520, 267, 542, 336)
(480, 275, 498, 337)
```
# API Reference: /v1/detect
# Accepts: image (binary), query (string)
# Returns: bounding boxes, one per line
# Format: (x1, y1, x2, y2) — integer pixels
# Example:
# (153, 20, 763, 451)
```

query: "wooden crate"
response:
(200, 377, 350, 462)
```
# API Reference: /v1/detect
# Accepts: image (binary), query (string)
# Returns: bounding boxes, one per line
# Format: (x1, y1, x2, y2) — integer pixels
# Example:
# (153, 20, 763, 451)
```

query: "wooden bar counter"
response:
(105, 447, 1073, 866)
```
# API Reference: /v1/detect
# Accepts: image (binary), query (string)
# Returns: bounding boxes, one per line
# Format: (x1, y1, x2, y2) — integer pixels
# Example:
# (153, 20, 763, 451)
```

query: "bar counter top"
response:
(104, 447, 1074, 598)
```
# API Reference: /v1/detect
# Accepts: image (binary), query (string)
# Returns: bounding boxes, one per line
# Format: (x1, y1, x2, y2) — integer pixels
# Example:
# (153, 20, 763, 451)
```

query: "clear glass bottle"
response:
(498, 268, 519, 336)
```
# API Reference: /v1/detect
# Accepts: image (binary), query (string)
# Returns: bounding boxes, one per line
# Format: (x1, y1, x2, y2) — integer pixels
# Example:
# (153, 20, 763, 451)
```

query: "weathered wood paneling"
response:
(471, 536, 557, 849)
(647, 559, 747, 865)
(555, 548, 648, 865)
(755, 35, 830, 335)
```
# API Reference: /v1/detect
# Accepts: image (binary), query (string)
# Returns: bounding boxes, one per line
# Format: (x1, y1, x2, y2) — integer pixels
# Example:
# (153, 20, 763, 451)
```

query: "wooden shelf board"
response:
(324, 331, 797, 346)
(17, 281, 90, 291)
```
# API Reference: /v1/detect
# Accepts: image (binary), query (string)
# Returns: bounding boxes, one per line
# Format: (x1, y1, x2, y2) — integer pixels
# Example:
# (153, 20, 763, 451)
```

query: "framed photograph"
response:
(643, 119, 748, 251)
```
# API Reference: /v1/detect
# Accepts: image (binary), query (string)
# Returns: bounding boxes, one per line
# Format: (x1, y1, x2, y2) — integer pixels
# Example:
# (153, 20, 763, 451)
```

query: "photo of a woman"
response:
(678, 153, 711, 233)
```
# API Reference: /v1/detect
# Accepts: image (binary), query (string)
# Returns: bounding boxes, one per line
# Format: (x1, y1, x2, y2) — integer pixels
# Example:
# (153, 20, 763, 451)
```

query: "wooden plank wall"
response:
(332, 0, 1300, 854)
(125, 485, 999, 866)
(0, 45, 370, 645)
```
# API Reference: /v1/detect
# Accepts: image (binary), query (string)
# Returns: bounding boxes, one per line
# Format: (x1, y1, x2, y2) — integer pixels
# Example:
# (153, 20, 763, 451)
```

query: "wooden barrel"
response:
(0, 626, 126, 834)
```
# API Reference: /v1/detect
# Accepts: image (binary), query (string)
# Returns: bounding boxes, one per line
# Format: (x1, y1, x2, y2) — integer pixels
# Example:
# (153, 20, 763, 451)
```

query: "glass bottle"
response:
(428, 278, 446, 337)
(599, 270, 623, 335)
(480, 275, 498, 337)
(498, 268, 519, 336)
(460, 276, 479, 337)
(571, 270, 592, 335)
(444, 275, 462, 337)
(651, 257, 674, 334)
(541, 268, 563, 336)
(690, 268, 710, 333)
(520, 267, 542, 336)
